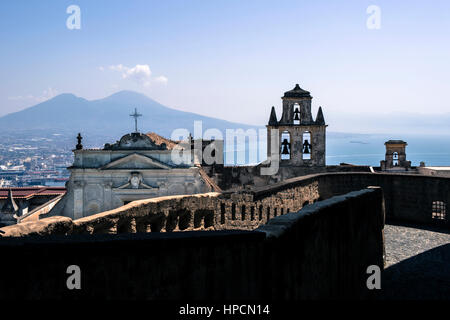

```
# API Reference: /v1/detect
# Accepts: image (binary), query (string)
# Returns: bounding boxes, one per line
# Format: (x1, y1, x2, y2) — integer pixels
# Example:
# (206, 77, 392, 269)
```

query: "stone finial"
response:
(268, 106, 278, 126)
(315, 106, 325, 125)
(76, 133, 83, 150)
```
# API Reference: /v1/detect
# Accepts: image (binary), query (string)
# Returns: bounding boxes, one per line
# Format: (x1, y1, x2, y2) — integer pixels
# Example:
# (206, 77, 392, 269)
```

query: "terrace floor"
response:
(381, 223, 450, 299)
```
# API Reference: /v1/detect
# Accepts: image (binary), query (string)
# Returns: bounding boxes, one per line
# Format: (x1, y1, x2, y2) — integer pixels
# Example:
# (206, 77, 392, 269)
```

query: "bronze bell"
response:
(281, 139, 290, 155)
(303, 140, 311, 154)
(293, 108, 300, 121)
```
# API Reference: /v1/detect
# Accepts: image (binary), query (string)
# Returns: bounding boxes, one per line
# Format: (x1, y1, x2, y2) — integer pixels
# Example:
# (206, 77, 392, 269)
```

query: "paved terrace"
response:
(382, 223, 450, 299)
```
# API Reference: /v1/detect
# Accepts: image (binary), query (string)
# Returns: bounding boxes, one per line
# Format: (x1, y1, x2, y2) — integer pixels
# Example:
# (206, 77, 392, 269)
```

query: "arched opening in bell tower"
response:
(281, 131, 291, 160)
(302, 132, 311, 160)
(393, 152, 399, 166)
(293, 103, 300, 125)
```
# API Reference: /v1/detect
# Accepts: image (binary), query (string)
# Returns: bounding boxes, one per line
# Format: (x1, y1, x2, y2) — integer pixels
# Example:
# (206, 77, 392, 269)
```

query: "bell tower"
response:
(267, 84, 327, 167)
(380, 140, 411, 171)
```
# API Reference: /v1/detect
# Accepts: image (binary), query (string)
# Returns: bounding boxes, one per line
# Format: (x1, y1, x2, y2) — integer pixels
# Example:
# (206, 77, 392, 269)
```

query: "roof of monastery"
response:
(146, 132, 179, 150)
(104, 132, 168, 151)
(283, 84, 311, 98)
(195, 164, 222, 192)
(0, 187, 66, 200)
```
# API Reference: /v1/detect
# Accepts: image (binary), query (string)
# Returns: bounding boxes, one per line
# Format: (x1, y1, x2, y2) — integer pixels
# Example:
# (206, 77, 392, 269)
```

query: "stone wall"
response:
(418, 167, 450, 178)
(0, 187, 384, 300)
(0, 176, 320, 237)
(1, 172, 448, 238)
(208, 164, 372, 190)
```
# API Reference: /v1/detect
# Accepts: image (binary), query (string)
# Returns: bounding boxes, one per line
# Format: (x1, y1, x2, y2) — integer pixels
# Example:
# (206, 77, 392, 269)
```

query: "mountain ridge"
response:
(0, 90, 259, 139)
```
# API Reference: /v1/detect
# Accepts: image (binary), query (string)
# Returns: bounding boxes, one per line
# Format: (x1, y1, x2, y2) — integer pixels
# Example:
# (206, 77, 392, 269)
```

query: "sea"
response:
(223, 133, 450, 167)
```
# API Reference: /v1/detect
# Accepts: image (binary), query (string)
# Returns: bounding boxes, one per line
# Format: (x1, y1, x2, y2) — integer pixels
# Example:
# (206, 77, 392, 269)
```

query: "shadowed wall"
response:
(0, 187, 384, 300)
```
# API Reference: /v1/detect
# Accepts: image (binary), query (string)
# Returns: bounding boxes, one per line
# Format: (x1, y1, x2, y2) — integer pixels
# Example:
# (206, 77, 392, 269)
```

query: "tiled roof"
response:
(0, 187, 66, 200)
(196, 165, 222, 192)
(146, 132, 179, 150)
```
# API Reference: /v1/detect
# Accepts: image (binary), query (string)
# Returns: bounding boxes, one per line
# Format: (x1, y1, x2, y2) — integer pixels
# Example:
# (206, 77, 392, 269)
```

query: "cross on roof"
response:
(130, 108, 142, 132)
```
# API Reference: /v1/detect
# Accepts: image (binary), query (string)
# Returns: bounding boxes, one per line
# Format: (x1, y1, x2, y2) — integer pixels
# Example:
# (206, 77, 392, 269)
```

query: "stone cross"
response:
(130, 108, 142, 133)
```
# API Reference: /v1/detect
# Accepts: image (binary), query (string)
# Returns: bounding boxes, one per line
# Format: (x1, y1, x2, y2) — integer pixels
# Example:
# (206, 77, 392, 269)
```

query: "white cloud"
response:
(154, 75, 168, 85)
(107, 64, 167, 87)
(123, 64, 152, 86)
(109, 64, 125, 72)
(8, 87, 58, 102)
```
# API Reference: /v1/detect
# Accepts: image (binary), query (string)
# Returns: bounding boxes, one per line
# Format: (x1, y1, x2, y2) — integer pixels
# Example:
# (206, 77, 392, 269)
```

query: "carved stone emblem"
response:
(130, 173, 141, 189)
(116, 172, 155, 190)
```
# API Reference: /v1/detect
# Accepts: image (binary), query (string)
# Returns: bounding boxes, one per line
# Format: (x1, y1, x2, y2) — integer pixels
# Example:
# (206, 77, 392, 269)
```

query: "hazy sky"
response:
(1, 0, 449, 133)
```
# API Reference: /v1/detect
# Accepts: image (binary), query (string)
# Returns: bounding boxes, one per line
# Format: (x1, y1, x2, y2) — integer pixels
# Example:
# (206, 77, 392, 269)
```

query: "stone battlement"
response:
(1, 172, 449, 238)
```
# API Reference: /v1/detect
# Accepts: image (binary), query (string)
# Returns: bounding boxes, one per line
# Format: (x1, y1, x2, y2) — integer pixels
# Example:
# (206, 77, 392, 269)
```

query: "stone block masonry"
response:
(1, 172, 448, 238)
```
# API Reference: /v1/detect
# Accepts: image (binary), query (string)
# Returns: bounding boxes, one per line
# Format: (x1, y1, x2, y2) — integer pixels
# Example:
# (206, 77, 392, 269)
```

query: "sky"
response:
(0, 0, 449, 133)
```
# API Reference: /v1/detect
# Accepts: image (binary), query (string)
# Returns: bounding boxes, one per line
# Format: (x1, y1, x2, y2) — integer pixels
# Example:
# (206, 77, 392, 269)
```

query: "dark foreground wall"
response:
(0, 187, 384, 300)
(257, 187, 385, 300)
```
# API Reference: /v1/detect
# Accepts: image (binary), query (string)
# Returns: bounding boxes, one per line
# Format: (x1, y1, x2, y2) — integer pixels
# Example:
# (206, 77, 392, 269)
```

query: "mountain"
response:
(0, 91, 260, 144)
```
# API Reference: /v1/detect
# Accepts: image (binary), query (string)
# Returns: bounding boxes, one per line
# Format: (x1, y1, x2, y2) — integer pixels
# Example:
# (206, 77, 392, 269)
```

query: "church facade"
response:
(49, 132, 212, 219)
